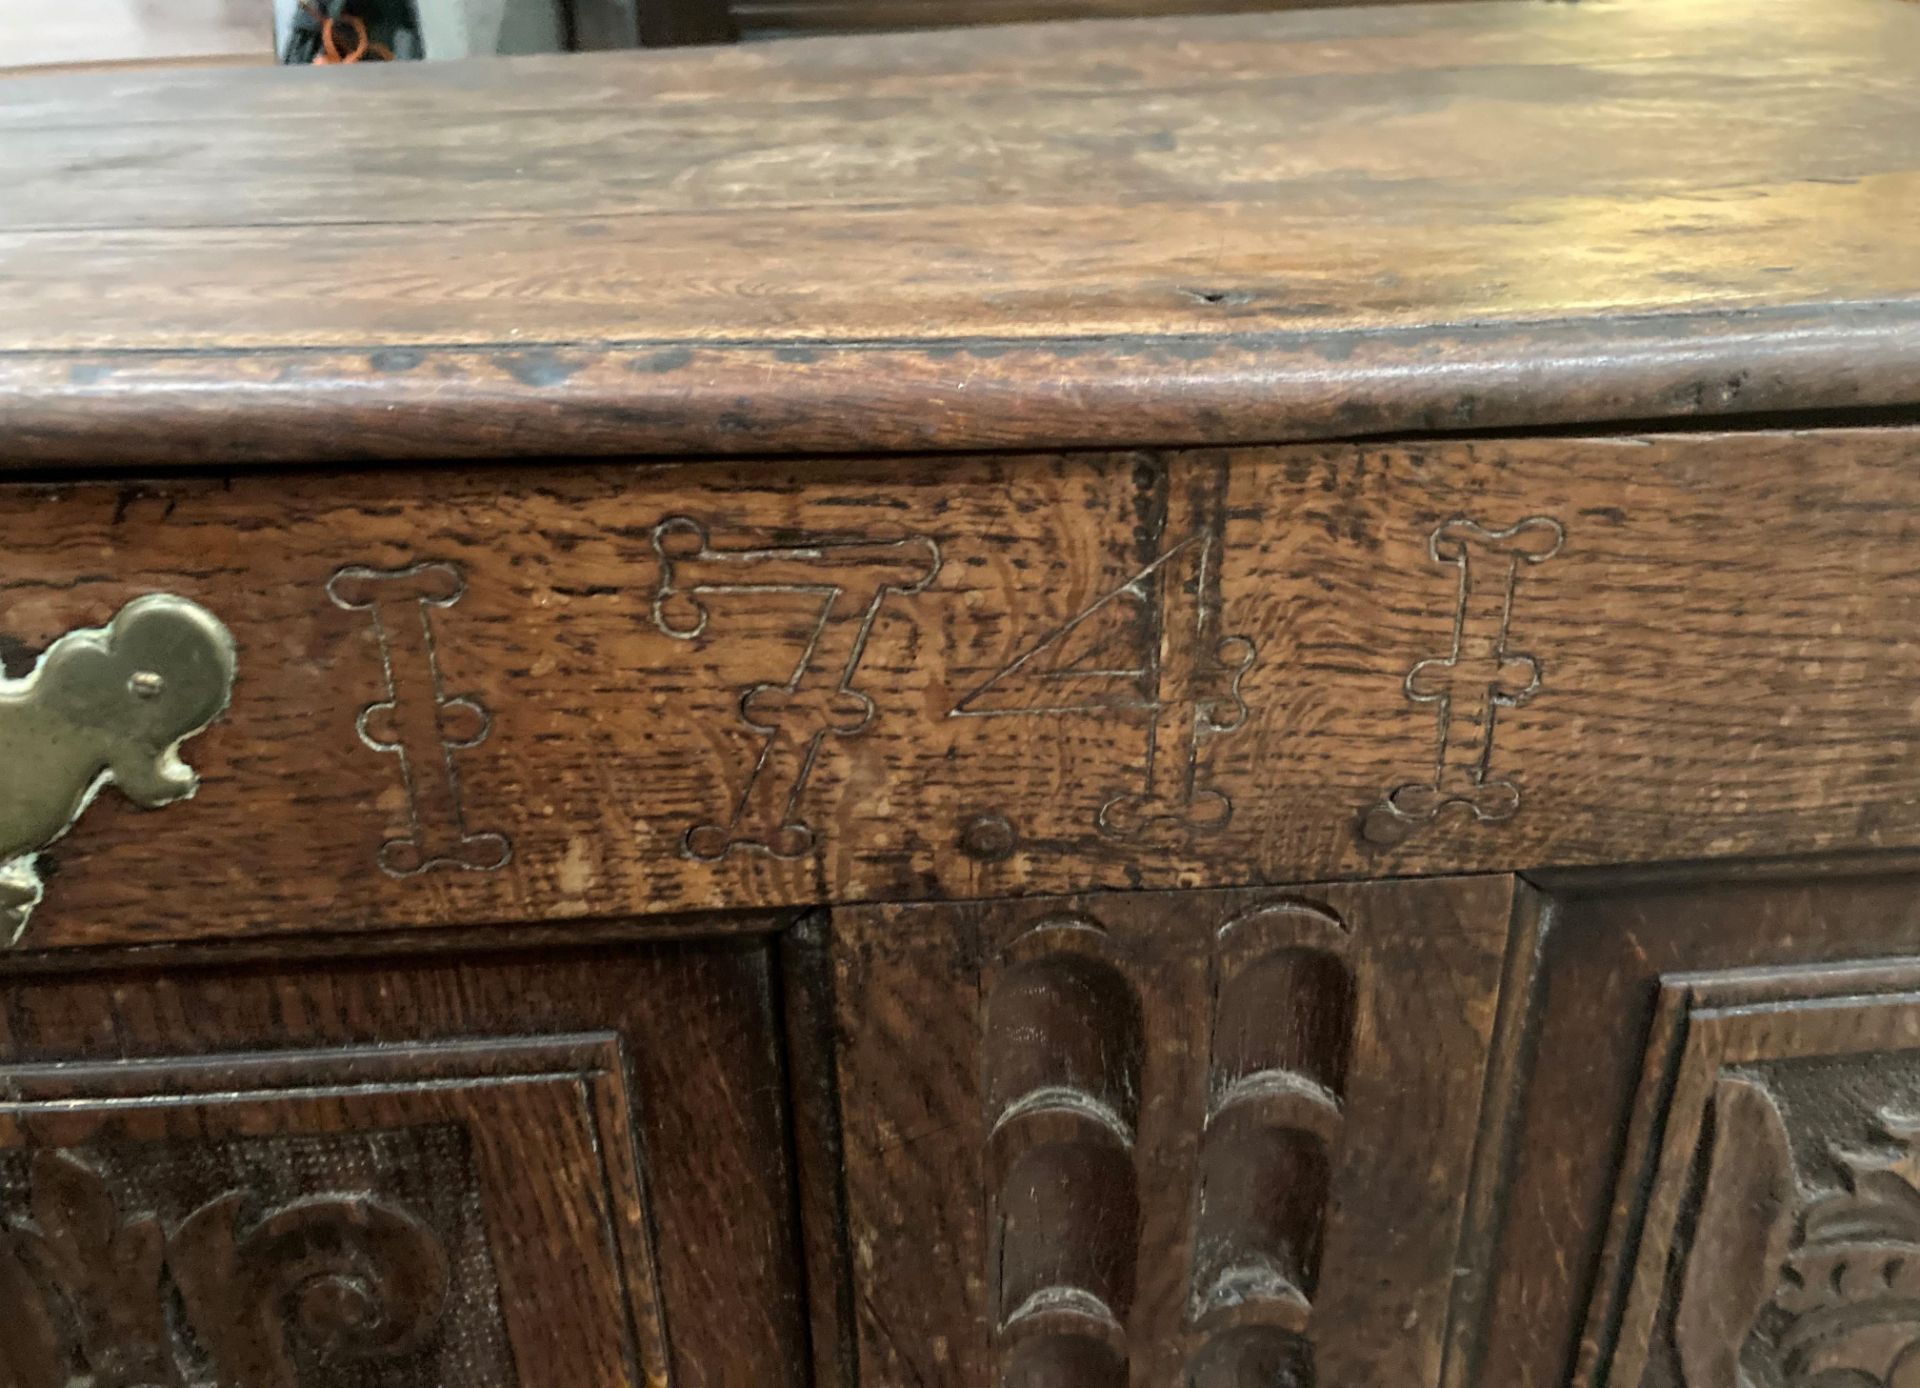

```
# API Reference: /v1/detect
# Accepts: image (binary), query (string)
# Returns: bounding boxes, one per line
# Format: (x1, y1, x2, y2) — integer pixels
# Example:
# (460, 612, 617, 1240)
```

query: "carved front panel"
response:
(825, 877, 1521, 1388)
(0, 943, 809, 1388)
(0, 1140, 479, 1388)
(1583, 963, 1920, 1388)
(0, 1037, 659, 1388)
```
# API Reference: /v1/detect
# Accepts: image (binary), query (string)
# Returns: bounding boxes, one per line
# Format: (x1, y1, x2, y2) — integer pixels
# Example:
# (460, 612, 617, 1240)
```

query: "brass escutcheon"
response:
(0, 594, 236, 941)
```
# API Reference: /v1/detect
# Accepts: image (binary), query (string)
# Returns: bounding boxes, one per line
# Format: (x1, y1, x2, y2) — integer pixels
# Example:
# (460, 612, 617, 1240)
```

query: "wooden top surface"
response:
(4, 0, 1920, 465)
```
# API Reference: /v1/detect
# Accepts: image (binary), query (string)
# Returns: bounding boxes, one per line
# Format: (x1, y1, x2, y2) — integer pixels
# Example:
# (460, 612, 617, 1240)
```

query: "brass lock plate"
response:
(0, 595, 236, 941)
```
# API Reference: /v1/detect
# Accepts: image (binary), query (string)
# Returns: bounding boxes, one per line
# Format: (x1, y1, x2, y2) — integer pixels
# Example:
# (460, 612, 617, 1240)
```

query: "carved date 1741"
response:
(0, 1149, 449, 1388)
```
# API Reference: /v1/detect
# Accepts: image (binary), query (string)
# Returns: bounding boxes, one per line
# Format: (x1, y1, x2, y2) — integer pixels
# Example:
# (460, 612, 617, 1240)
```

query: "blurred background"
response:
(0, 0, 1490, 71)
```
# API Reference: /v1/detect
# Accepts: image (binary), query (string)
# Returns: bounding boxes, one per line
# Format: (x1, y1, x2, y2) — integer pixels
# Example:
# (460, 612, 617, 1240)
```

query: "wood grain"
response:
(822, 877, 1519, 1387)
(1580, 964, 1920, 1388)
(0, 937, 810, 1387)
(6, 430, 1920, 948)
(1, 0, 1918, 463)
(1473, 873, 1920, 1387)
(0, 1148, 459, 1388)
(781, 915, 859, 1388)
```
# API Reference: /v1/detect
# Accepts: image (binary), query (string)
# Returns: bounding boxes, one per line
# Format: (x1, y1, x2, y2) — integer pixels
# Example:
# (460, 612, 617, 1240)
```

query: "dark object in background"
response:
(281, 0, 656, 58)
(278, 0, 1515, 55)
(672, 0, 1515, 47)
(282, 0, 423, 61)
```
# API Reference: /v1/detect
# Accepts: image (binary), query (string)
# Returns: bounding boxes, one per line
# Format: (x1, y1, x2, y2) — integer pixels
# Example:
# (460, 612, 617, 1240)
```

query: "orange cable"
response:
(304, 5, 394, 63)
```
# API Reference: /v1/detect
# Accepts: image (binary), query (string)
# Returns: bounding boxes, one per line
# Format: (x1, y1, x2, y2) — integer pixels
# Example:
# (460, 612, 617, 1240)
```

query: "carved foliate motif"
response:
(0, 1151, 450, 1388)
(1680, 1079, 1920, 1388)
(1582, 967, 1920, 1388)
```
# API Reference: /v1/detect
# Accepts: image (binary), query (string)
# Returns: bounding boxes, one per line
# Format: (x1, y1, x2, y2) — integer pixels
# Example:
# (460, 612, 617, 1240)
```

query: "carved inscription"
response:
(0, 1150, 450, 1388)
(953, 459, 1254, 840)
(650, 516, 939, 860)
(1363, 516, 1564, 846)
(328, 563, 510, 875)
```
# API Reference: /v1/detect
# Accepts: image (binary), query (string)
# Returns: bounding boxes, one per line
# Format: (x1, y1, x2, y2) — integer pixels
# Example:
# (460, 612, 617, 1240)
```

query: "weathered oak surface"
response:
(821, 878, 1522, 1387)
(1476, 872, 1920, 1388)
(3, 0, 1919, 462)
(0, 937, 809, 1387)
(7, 0, 1920, 1378)
(7, 429, 1920, 948)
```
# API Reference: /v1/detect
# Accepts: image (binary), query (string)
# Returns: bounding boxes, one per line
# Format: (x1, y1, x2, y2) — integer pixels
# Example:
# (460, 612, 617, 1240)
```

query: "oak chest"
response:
(4, 0, 1920, 1383)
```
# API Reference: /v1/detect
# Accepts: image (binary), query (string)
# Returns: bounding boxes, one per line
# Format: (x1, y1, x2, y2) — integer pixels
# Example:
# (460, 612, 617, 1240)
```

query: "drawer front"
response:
(811, 878, 1526, 1388)
(0, 941, 807, 1388)
(6, 429, 1920, 948)
(1475, 871, 1920, 1388)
